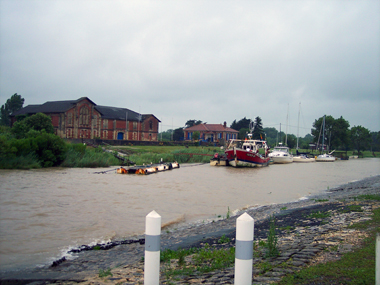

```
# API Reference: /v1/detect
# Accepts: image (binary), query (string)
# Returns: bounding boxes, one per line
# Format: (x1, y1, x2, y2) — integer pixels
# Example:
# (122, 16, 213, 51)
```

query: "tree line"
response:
(160, 116, 379, 153)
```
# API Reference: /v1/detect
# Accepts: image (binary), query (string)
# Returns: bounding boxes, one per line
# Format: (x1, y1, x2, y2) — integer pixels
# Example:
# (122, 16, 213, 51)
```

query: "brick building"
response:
(184, 122, 238, 143)
(11, 97, 160, 141)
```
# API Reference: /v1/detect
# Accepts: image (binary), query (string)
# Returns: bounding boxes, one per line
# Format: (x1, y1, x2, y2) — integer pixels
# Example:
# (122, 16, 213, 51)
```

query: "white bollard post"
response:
(376, 233, 380, 285)
(234, 212, 254, 285)
(144, 210, 161, 285)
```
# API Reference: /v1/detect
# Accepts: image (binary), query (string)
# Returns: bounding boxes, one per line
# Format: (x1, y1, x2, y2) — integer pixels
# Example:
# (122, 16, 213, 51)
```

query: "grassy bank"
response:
(154, 194, 380, 284)
(106, 145, 223, 165)
(278, 194, 380, 285)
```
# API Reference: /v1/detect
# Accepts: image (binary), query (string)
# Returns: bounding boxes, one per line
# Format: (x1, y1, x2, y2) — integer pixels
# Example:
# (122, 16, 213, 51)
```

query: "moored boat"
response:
(268, 144, 293, 164)
(293, 155, 315, 163)
(316, 153, 336, 162)
(225, 137, 270, 167)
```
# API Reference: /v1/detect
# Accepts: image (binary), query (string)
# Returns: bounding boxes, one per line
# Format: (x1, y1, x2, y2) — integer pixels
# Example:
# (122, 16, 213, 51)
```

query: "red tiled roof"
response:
(184, 124, 238, 133)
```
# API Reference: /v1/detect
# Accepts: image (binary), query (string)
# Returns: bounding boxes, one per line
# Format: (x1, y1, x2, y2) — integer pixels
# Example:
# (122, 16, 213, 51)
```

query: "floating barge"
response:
(117, 162, 180, 175)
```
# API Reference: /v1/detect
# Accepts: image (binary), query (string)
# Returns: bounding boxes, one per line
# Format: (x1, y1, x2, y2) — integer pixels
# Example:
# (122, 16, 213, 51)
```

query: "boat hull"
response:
(270, 156, 293, 164)
(225, 149, 270, 168)
(293, 156, 315, 163)
(210, 158, 229, 166)
(316, 154, 335, 162)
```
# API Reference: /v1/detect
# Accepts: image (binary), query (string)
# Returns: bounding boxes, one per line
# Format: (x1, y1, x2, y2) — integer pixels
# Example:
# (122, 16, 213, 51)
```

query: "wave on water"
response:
(161, 214, 186, 230)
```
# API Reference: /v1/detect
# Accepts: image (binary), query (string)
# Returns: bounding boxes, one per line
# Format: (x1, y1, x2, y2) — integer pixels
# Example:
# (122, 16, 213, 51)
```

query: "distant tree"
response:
(230, 117, 250, 131)
(185, 120, 202, 128)
(331, 116, 350, 150)
(286, 134, 297, 149)
(173, 128, 184, 141)
(239, 128, 249, 140)
(12, 113, 54, 139)
(252, 116, 264, 140)
(298, 134, 314, 149)
(311, 115, 350, 151)
(370, 131, 380, 151)
(350, 125, 371, 153)
(159, 130, 172, 141)
(0, 93, 25, 126)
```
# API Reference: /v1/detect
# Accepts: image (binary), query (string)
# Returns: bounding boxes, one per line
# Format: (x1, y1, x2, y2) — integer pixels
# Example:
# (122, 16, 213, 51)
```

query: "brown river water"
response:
(0, 158, 379, 272)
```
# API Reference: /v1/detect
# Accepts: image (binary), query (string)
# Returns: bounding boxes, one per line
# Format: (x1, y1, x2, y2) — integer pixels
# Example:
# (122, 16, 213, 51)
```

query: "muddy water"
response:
(0, 158, 379, 272)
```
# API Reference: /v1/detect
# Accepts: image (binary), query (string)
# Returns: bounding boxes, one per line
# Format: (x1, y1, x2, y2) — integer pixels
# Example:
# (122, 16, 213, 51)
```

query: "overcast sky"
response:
(1, 0, 379, 137)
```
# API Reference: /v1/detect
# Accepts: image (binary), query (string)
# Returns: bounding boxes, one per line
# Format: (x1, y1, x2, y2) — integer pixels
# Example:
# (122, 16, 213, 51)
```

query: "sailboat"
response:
(316, 115, 335, 162)
(268, 106, 293, 164)
(293, 103, 315, 163)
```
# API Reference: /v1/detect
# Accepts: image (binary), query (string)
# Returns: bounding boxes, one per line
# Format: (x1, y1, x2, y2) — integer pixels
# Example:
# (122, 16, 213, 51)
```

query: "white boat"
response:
(293, 155, 315, 163)
(268, 144, 293, 164)
(316, 153, 335, 162)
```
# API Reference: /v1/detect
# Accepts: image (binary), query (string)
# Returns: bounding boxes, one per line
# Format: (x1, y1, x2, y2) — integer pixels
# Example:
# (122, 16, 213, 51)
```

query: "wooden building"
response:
(184, 122, 238, 143)
(11, 97, 161, 141)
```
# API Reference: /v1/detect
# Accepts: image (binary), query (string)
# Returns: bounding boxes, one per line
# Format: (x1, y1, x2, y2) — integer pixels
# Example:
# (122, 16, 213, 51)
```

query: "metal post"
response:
(377, 233, 380, 285)
(234, 212, 254, 285)
(144, 210, 161, 285)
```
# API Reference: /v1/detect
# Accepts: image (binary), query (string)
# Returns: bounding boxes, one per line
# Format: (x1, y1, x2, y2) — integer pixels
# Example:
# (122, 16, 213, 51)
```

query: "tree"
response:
(12, 113, 54, 139)
(350, 125, 371, 153)
(370, 131, 380, 151)
(252, 116, 264, 140)
(0, 93, 25, 126)
(185, 120, 202, 128)
(286, 134, 297, 149)
(192, 131, 200, 141)
(239, 128, 249, 140)
(230, 117, 250, 131)
(173, 128, 184, 141)
(159, 130, 172, 141)
(331, 116, 350, 150)
(311, 115, 350, 151)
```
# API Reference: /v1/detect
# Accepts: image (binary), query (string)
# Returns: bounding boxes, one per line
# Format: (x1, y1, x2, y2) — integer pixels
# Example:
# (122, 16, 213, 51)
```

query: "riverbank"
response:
(1, 175, 379, 284)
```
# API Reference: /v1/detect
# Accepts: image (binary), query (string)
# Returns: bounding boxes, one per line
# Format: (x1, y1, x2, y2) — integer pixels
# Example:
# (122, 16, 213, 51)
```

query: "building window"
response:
(79, 107, 89, 126)
(67, 113, 73, 126)
(103, 119, 108, 129)
(133, 122, 137, 130)
(93, 115, 97, 128)
(149, 121, 153, 130)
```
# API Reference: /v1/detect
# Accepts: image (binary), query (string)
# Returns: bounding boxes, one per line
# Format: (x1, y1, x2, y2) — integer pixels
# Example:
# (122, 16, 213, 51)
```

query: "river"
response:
(0, 158, 379, 273)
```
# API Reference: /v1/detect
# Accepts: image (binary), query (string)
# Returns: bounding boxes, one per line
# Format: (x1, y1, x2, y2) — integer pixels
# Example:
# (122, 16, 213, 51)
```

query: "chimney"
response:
(223, 121, 226, 128)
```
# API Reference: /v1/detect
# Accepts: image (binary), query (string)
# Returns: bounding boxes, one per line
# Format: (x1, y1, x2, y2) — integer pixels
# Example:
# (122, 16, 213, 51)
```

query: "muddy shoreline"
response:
(1, 175, 379, 284)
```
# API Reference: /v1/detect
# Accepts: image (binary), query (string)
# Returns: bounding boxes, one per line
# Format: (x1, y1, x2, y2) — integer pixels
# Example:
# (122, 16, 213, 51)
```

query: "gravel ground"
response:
(1, 175, 379, 284)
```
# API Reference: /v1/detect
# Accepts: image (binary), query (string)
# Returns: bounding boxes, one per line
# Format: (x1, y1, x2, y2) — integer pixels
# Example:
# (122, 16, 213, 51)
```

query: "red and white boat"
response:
(225, 135, 271, 167)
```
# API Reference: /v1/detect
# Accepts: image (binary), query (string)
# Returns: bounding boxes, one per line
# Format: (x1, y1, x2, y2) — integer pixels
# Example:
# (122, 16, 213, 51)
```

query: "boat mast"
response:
(321, 115, 326, 153)
(285, 104, 289, 146)
(296, 102, 300, 149)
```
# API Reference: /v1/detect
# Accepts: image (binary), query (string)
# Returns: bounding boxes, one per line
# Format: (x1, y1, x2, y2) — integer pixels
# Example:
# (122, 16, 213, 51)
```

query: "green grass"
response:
(356, 194, 380, 201)
(306, 211, 331, 219)
(98, 268, 113, 277)
(0, 153, 41, 169)
(61, 146, 120, 167)
(107, 145, 222, 165)
(161, 244, 235, 281)
(278, 207, 380, 285)
(313, 199, 329, 202)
